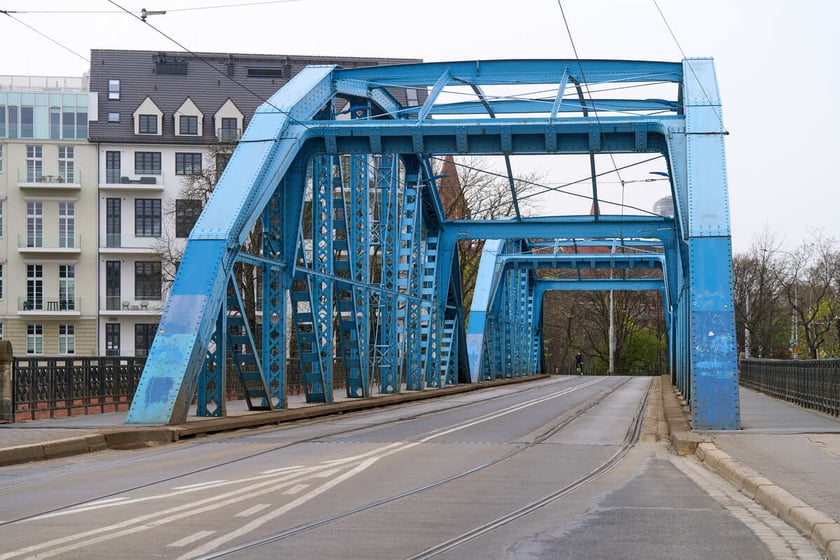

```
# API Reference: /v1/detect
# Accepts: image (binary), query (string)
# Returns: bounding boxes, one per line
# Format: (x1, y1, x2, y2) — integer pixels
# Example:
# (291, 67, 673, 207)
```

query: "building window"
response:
(50, 107, 61, 139)
(0, 263, 3, 300)
(0, 324, 3, 340)
(179, 115, 198, 135)
(135, 323, 158, 357)
(0, 144, 4, 172)
(26, 145, 43, 182)
(106, 151, 121, 183)
(135, 199, 161, 237)
(27, 265, 43, 311)
(26, 202, 43, 248)
(59, 202, 75, 248)
(7, 106, 18, 138)
(175, 153, 202, 175)
(220, 117, 239, 142)
(105, 323, 120, 356)
(176, 199, 202, 238)
(134, 152, 161, 175)
(108, 112, 120, 123)
(135, 261, 162, 300)
(0, 106, 5, 137)
(59, 324, 75, 354)
(106, 260, 121, 310)
(138, 114, 158, 134)
(108, 79, 120, 100)
(58, 146, 74, 183)
(215, 152, 231, 181)
(21, 106, 34, 138)
(0, 200, 4, 238)
(27, 324, 44, 354)
(59, 265, 75, 310)
(106, 198, 121, 248)
(247, 68, 283, 78)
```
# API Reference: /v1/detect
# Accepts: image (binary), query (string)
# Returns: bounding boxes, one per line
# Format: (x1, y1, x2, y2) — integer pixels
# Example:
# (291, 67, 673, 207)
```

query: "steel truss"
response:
(127, 58, 739, 429)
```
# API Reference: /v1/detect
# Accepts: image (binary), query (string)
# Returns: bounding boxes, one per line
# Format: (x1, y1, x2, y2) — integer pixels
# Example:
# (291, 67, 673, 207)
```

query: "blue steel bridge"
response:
(126, 58, 740, 430)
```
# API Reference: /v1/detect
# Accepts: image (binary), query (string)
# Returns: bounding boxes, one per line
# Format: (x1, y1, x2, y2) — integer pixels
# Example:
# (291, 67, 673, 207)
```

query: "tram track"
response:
(193, 376, 648, 560)
(0, 375, 598, 528)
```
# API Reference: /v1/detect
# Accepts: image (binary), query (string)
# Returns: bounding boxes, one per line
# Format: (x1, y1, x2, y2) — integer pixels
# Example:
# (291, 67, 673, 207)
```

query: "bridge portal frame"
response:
(126, 58, 739, 430)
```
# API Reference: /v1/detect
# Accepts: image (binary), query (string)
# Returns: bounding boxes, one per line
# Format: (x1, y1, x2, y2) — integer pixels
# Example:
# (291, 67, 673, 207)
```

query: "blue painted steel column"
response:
(680, 58, 739, 429)
(197, 305, 226, 416)
(261, 189, 287, 408)
(378, 155, 402, 393)
(402, 178, 425, 391)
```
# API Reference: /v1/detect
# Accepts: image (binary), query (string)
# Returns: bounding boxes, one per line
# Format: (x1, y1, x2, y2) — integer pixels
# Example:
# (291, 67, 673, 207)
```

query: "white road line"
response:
(261, 465, 305, 475)
(173, 481, 227, 490)
(282, 484, 309, 496)
(168, 531, 216, 548)
(175, 457, 382, 560)
(235, 504, 271, 518)
(3, 379, 603, 560)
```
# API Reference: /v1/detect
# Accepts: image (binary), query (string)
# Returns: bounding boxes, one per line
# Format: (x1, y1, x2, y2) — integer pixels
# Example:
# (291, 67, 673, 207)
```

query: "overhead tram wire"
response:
(429, 155, 665, 218)
(0, 10, 89, 62)
(2, 1, 302, 15)
(652, 0, 727, 133)
(106, 0, 317, 135)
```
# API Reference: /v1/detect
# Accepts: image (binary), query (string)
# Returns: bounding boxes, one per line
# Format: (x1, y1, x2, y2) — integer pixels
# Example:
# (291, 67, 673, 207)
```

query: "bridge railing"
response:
(740, 358, 840, 417)
(9, 356, 349, 422)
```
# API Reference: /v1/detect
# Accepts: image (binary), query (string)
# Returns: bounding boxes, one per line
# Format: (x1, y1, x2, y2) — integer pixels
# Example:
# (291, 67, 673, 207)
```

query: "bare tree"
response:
(433, 156, 543, 316)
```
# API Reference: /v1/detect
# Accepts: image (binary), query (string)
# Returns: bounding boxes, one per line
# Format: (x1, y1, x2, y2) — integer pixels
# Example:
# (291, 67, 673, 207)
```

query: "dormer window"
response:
(138, 114, 158, 134)
(214, 99, 244, 142)
(179, 115, 197, 135)
(174, 97, 203, 137)
(132, 97, 163, 136)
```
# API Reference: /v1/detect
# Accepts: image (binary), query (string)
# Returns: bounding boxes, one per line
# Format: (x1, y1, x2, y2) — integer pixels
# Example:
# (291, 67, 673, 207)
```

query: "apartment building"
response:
(0, 75, 99, 355)
(89, 49, 418, 356)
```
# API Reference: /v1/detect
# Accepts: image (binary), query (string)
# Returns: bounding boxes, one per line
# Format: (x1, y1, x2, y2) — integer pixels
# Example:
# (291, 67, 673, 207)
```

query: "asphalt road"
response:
(0, 376, 820, 559)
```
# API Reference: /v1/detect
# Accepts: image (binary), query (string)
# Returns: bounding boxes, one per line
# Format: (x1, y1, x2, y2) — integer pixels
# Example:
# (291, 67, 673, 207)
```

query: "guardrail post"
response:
(0, 341, 13, 422)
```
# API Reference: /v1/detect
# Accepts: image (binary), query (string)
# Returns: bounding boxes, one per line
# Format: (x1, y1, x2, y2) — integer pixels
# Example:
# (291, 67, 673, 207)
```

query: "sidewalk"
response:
(665, 381, 840, 560)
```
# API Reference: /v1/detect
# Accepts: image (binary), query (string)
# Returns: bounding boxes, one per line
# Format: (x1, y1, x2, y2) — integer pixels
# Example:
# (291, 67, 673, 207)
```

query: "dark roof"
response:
(89, 49, 421, 144)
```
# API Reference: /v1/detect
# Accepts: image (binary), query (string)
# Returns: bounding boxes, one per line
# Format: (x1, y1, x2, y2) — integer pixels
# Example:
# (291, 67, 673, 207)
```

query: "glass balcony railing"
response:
(17, 169, 81, 186)
(18, 233, 82, 250)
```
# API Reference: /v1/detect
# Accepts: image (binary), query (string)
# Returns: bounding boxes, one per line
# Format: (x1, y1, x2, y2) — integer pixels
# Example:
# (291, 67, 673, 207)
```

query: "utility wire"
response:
(106, 0, 316, 133)
(0, 10, 89, 62)
(0, 1, 300, 15)
(652, 0, 726, 131)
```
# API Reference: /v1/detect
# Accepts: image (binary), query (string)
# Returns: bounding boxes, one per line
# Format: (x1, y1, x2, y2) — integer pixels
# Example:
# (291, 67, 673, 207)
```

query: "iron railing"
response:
(740, 358, 840, 417)
(13, 356, 145, 421)
(11, 356, 354, 421)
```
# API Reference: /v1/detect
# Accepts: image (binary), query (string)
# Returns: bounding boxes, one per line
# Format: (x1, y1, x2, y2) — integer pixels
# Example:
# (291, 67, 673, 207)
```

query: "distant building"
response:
(0, 75, 98, 354)
(88, 49, 420, 356)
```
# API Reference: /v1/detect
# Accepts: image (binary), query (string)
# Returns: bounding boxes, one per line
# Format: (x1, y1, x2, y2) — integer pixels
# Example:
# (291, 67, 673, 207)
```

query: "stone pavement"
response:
(663, 380, 840, 560)
(2, 375, 839, 558)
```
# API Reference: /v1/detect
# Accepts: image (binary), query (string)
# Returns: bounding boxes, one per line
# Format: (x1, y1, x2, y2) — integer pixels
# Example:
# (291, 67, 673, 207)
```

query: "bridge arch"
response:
(126, 58, 739, 429)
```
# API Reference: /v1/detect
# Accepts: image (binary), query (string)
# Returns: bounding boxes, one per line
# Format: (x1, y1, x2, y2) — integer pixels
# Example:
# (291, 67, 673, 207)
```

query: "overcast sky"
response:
(2, 0, 838, 253)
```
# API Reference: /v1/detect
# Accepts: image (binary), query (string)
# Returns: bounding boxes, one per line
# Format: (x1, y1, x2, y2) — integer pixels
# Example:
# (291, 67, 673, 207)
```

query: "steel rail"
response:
(0, 376, 573, 526)
(195, 376, 641, 559)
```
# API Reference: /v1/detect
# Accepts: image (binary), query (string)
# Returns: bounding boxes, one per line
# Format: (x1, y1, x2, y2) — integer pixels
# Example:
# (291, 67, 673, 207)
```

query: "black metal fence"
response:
(13, 357, 146, 421)
(11, 356, 350, 422)
(740, 358, 840, 417)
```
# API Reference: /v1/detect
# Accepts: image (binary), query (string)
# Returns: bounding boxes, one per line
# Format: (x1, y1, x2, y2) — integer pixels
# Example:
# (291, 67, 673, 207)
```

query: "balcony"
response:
(18, 296, 81, 315)
(101, 297, 163, 314)
(100, 174, 164, 191)
(99, 234, 161, 253)
(17, 234, 82, 255)
(17, 170, 82, 189)
(216, 128, 241, 142)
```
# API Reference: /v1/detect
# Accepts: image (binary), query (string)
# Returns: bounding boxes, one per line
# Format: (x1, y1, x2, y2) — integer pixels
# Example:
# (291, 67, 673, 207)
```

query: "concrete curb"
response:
(660, 376, 840, 560)
(0, 434, 107, 466)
